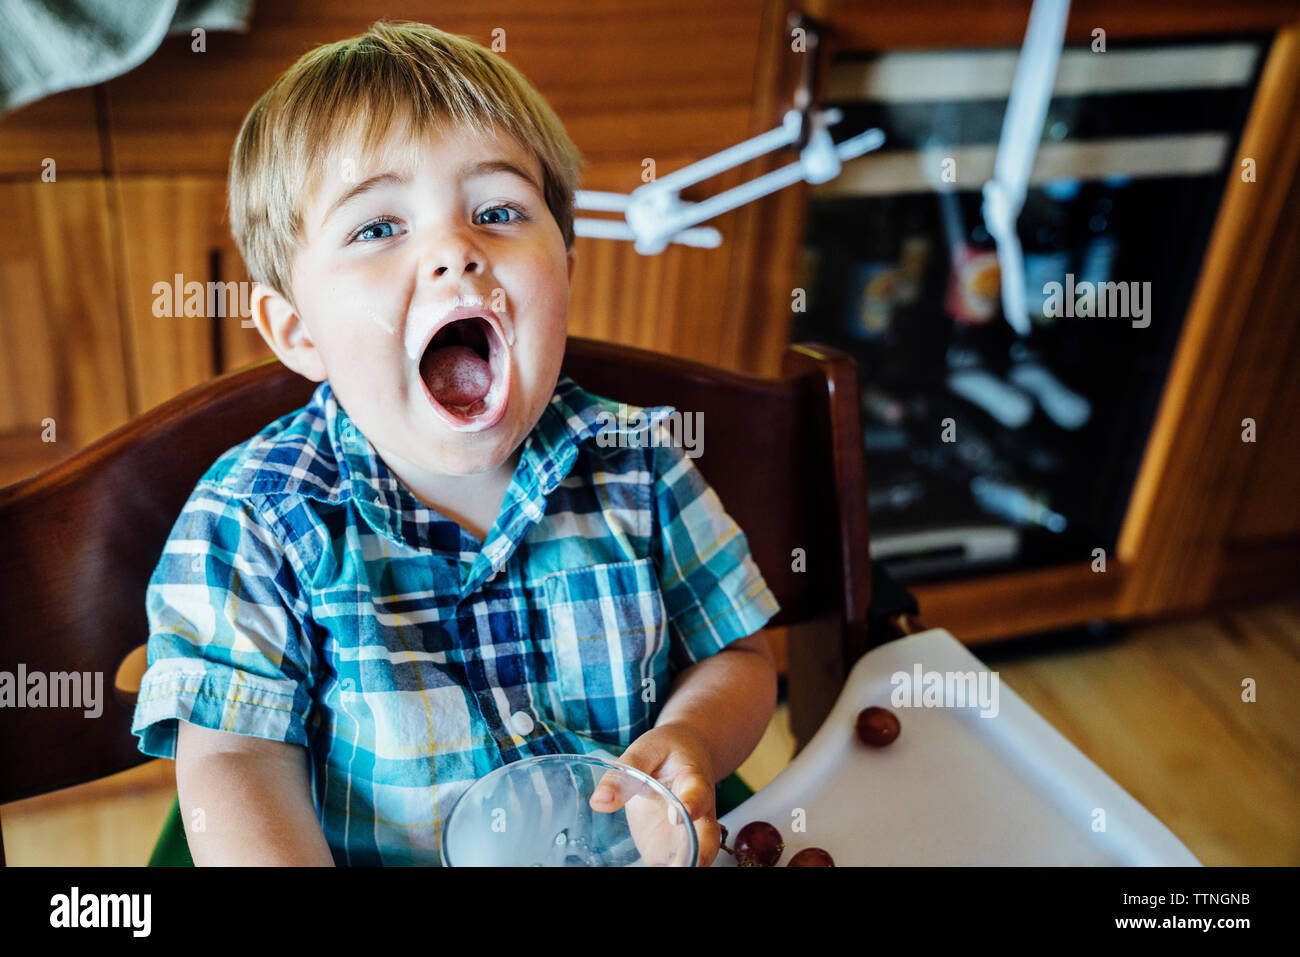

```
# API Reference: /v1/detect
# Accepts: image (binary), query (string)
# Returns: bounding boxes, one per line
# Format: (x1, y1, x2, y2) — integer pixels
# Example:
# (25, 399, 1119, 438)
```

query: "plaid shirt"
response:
(131, 374, 779, 865)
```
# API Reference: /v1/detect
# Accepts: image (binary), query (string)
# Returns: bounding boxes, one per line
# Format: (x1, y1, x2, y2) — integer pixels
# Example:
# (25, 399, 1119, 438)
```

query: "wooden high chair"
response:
(0, 336, 886, 865)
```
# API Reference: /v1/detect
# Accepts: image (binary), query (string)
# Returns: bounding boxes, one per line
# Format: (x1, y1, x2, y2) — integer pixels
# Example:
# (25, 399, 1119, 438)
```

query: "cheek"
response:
(304, 269, 410, 360)
(330, 265, 408, 335)
(513, 277, 568, 365)
(511, 251, 572, 327)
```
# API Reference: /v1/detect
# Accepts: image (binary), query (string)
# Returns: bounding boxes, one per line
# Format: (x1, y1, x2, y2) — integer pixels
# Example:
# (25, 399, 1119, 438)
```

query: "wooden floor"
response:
(987, 600, 1300, 866)
(3, 600, 1296, 865)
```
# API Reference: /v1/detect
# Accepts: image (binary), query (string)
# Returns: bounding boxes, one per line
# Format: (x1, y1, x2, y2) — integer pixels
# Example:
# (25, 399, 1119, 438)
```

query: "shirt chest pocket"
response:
(541, 557, 669, 748)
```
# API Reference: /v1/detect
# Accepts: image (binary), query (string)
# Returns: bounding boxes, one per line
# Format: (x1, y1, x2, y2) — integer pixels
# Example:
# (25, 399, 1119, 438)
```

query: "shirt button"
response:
(509, 711, 534, 736)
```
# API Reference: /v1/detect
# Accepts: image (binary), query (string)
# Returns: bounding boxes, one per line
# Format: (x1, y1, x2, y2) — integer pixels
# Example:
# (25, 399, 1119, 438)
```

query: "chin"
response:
(430, 437, 517, 476)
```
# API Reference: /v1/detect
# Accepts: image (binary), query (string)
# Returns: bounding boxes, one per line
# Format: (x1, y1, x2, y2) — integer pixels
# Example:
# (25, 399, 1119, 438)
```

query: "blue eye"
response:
(349, 205, 526, 244)
(354, 218, 398, 242)
(477, 203, 527, 225)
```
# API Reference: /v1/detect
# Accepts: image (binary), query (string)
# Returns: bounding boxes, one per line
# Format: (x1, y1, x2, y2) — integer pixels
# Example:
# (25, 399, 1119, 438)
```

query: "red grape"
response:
(856, 706, 900, 747)
(734, 821, 784, 867)
(788, 847, 834, 867)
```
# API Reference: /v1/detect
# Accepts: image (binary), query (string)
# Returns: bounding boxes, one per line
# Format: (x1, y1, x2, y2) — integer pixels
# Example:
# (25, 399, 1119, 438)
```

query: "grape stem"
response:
(718, 823, 738, 859)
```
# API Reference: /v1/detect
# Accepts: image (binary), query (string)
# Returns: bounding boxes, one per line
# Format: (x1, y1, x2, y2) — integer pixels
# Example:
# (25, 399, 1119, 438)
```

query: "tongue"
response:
(421, 344, 491, 408)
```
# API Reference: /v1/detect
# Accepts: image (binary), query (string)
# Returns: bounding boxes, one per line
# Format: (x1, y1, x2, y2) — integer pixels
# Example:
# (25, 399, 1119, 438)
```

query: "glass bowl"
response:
(440, 753, 698, 867)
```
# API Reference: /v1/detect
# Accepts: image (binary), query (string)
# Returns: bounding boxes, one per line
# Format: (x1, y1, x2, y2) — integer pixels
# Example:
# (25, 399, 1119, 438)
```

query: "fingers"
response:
(671, 770, 715, 822)
(592, 733, 673, 812)
(589, 768, 639, 813)
(672, 770, 719, 867)
(693, 812, 721, 867)
(612, 733, 672, 780)
(623, 793, 678, 866)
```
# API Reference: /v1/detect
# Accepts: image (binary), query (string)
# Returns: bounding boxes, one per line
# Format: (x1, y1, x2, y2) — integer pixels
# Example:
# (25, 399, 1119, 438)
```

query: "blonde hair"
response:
(228, 20, 584, 302)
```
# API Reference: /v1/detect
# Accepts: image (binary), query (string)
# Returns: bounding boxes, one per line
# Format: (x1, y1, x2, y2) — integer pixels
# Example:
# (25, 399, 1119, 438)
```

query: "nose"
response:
(421, 221, 488, 281)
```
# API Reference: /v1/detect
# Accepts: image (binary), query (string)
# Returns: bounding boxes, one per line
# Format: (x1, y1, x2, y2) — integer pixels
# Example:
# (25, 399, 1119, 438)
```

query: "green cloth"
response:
(147, 794, 194, 867)
(148, 771, 756, 867)
(715, 770, 754, 817)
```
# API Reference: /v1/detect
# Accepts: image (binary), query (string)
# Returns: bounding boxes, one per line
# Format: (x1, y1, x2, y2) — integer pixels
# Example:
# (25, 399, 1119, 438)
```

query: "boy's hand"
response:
(589, 721, 719, 866)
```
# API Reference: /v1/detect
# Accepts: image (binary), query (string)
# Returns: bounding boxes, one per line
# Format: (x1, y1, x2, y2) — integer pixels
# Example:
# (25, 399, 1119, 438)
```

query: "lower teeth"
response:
(448, 398, 487, 417)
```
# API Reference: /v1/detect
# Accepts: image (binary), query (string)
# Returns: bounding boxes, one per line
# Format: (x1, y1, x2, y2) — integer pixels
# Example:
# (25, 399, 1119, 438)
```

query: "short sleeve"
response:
(130, 485, 319, 759)
(650, 422, 781, 672)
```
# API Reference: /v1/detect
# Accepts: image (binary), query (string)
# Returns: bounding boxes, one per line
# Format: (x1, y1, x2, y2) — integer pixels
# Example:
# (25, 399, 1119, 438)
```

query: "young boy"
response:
(131, 20, 780, 867)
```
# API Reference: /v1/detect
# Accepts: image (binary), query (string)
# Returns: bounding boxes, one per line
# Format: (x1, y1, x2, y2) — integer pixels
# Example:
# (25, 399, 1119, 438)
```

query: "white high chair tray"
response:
(713, 628, 1200, 866)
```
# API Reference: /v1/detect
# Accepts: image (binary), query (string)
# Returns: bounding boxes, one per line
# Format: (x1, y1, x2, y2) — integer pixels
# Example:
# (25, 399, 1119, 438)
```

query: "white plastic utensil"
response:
(575, 109, 885, 253)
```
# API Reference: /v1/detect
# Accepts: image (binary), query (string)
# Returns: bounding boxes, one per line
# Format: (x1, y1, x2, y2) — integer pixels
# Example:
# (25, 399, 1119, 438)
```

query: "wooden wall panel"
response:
(727, 0, 813, 376)
(0, 180, 130, 486)
(219, 295, 275, 374)
(567, 161, 752, 366)
(0, 249, 56, 433)
(102, 1, 765, 175)
(214, 224, 272, 374)
(566, 0, 807, 374)
(0, 89, 103, 177)
(113, 179, 226, 412)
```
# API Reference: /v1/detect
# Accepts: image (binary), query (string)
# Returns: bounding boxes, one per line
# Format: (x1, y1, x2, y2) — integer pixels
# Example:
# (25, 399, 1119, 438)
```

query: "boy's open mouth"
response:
(417, 315, 511, 431)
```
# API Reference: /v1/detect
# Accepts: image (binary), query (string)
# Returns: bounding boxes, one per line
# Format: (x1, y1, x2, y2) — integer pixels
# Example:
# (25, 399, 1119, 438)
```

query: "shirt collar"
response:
(318, 374, 676, 558)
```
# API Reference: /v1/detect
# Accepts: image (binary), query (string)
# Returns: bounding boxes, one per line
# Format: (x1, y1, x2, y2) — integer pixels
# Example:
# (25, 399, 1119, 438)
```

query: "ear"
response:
(566, 246, 578, 284)
(250, 282, 327, 382)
